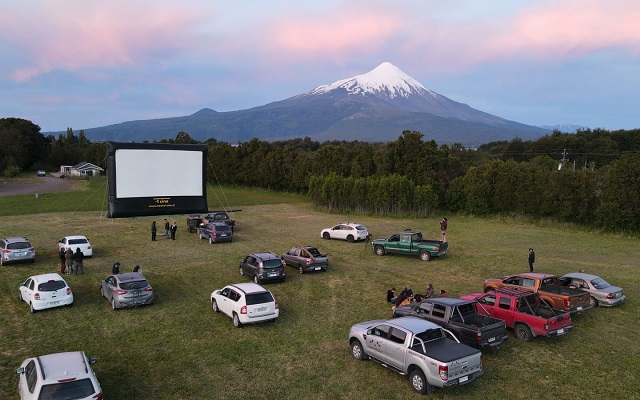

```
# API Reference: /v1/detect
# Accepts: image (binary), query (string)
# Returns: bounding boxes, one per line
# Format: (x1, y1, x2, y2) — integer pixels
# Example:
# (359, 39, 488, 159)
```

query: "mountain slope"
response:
(78, 62, 549, 146)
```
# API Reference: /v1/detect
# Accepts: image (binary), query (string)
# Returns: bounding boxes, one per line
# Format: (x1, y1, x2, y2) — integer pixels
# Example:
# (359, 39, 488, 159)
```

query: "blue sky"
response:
(1, 0, 638, 134)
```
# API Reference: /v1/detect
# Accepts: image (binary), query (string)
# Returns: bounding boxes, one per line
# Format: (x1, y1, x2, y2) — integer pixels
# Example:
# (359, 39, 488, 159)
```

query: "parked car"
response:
(349, 317, 483, 394)
(58, 235, 93, 257)
(281, 245, 328, 273)
(239, 252, 286, 283)
(100, 272, 154, 310)
(16, 351, 102, 400)
(321, 222, 369, 242)
(198, 222, 233, 243)
(36, 170, 46, 177)
(211, 282, 279, 327)
(205, 211, 236, 231)
(1, 236, 36, 266)
(560, 272, 626, 307)
(371, 230, 448, 261)
(18, 273, 73, 313)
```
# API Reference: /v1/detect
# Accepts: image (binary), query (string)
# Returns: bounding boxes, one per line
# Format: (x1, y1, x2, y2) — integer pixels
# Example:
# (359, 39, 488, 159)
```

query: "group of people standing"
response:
(152, 218, 177, 241)
(59, 247, 84, 275)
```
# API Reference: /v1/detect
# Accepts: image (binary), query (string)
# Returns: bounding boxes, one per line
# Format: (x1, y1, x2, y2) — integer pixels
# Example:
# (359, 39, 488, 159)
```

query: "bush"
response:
(2, 164, 20, 177)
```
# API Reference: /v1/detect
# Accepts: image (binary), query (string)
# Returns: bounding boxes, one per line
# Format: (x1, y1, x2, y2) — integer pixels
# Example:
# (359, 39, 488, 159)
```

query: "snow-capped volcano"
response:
(309, 62, 437, 100)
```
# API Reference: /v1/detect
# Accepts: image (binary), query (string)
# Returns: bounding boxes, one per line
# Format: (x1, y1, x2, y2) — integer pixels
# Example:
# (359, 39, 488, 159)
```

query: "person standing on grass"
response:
(59, 248, 66, 274)
(151, 221, 157, 241)
(164, 218, 170, 239)
(440, 217, 448, 242)
(65, 248, 74, 275)
(528, 248, 535, 272)
(170, 221, 177, 240)
(73, 247, 84, 275)
(112, 262, 120, 274)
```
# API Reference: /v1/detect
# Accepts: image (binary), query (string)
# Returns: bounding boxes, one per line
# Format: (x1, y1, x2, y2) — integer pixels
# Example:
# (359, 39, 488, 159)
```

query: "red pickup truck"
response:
(460, 288, 573, 342)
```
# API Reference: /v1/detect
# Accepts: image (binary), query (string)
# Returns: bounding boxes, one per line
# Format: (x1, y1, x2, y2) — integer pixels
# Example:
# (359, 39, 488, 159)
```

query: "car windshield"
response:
(306, 247, 321, 257)
(120, 280, 148, 290)
(590, 278, 610, 290)
(7, 242, 31, 250)
(69, 238, 88, 245)
(39, 378, 96, 400)
(262, 259, 282, 269)
(246, 292, 274, 305)
(38, 281, 66, 291)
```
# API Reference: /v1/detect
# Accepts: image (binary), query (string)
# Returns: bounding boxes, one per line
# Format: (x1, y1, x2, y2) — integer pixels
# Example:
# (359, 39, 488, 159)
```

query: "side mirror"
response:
(89, 357, 97, 365)
(16, 367, 24, 375)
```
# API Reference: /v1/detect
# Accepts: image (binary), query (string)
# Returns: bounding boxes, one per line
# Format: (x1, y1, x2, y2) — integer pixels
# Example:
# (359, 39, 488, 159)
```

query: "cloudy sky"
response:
(1, 0, 638, 134)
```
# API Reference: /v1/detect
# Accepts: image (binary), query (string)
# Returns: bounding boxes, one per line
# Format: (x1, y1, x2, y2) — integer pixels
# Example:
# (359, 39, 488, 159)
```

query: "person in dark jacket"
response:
(387, 287, 396, 303)
(164, 218, 170, 239)
(73, 248, 84, 275)
(528, 248, 535, 272)
(170, 221, 177, 240)
(440, 217, 448, 242)
(65, 248, 74, 275)
(112, 262, 120, 274)
(151, 221, 157, 241)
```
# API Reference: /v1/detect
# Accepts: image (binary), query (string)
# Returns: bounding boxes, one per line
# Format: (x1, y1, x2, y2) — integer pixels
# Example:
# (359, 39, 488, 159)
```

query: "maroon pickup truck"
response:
(460, 288, 573, 342)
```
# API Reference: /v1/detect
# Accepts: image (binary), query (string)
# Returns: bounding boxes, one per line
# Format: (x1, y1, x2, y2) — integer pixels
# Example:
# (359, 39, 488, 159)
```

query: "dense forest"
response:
(2, 117, 639, 233)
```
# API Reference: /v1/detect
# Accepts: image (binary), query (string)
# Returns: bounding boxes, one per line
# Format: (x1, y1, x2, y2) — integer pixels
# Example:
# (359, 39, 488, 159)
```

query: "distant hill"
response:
(66, 62, 551, 146)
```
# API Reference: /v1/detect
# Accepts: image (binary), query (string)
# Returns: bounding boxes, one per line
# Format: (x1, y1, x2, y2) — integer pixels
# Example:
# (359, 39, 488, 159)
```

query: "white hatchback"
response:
(16, 351, 103, 400)
(211, 282, 279, 327)
(58, 235, 93, 257)
(321, 222, 369, 242)
(19, 273, 73, 313)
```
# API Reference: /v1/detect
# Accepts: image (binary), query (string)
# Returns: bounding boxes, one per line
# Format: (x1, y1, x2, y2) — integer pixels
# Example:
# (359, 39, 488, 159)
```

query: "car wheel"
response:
(351, 340, 367, 360)
(30, 302, 36, 313)
(589, 296, 598, 308)
(254, 275, 259, 284)
(209, 236, 213, 245)
(409, 369, 430, 394)
(346, 235, 354, 243)
(514, 324, 533, 342)
(211, 299, 219, 313)
(299, 266, 304, 274)
(419, 250, 432, 261)
(322, 232, 330, 240)
(100, 287, 105, 298)
(239, 267, 244, 276)
(374, 246, 385, 256)
(111, 299, 117, 311)
(232, 313, 242, 328)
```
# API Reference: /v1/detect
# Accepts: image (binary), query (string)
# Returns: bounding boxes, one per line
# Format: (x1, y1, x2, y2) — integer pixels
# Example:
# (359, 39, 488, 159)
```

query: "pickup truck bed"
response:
(417, 338, 479, 362)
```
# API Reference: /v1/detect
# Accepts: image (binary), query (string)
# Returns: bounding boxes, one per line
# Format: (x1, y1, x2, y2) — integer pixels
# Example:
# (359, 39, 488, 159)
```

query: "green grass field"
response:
(1, 180, 639, 399)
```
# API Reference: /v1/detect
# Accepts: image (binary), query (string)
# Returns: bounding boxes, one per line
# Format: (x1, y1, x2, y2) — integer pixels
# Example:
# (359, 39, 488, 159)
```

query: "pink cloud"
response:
(3, 2, 213, 82)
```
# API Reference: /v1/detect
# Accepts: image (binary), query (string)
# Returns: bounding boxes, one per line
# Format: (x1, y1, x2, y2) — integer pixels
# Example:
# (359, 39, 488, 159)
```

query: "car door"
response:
(20, 278, 33, 302)
(364, 323, 391, 362)
(18, 359, 38, 400)
(101, 276, 116, 301)
(217, 287, 233, 316)
(386, 327, 408, 370)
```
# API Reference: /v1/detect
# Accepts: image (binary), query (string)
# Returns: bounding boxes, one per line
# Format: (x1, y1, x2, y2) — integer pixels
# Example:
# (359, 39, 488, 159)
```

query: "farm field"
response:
(1, 184, 639, 399)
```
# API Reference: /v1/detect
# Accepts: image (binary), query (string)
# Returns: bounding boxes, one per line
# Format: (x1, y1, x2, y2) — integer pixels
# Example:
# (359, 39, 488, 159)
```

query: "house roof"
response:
(71, 161, 103, 171)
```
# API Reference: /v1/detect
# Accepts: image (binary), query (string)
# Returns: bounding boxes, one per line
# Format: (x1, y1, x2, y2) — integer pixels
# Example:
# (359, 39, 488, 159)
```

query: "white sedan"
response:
(18, 273, 73, 313)
(58, 235, 93, 257)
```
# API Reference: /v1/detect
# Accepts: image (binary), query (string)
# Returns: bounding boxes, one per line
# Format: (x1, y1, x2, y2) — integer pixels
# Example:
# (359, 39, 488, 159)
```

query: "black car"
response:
(198, 222, 233, 244)
(239, 252, 285, 283)
(205, 211, 236, 231)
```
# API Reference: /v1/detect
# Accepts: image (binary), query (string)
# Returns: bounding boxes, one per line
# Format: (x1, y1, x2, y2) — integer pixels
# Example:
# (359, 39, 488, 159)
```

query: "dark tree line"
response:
(3, 118, 639, 232)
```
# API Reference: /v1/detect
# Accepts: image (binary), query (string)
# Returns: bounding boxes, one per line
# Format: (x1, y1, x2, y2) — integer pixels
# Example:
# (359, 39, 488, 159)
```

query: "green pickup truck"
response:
(371, 231, 448, 261)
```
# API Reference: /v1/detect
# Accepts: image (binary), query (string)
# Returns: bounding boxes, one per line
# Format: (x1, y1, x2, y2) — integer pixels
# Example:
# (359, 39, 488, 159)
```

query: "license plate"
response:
(256, 307, 266, 312)
(269, 273, 277, 277)
(459, 376, 469, 383)
(557, 328, 565, 334)
(315, 267, 321, 270)
(49, 301, 60, 306)
(488, 337, 495, 342)
(577, 306, 583, 310)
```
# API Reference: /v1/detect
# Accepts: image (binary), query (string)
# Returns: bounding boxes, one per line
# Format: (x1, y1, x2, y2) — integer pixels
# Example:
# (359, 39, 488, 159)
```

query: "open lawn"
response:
(1, 184, 639, 399)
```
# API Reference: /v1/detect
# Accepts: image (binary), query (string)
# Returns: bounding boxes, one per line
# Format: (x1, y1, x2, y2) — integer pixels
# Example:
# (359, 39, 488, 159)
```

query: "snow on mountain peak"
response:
(309, 62, 435, 99)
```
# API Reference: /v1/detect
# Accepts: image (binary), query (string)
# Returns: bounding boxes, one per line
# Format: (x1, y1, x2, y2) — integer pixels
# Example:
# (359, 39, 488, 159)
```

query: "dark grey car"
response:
(100, 272, 154, 310)
(281, 245, 328, 273)
(239, 252, 285, 283)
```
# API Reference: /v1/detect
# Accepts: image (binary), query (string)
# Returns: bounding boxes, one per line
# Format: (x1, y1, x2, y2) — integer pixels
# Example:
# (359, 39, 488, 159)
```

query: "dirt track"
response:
(0, 176, 82, 197)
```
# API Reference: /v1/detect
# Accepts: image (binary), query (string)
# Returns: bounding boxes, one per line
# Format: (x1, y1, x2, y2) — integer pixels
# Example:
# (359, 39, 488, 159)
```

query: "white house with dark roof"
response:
(60, 161, 104, 177)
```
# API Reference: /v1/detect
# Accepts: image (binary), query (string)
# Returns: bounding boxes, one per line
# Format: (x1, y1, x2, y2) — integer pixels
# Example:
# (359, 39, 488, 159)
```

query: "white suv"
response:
(16, 351, 103, 400)
(211, 282, 279, 327)
(321, 222, 369, 242)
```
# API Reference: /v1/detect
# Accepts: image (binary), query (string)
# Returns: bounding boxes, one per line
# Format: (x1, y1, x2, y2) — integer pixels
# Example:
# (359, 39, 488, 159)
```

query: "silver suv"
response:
(16, 351, 103, 400)
(239, 252, 286, 283)
(1, 237, 36, 266)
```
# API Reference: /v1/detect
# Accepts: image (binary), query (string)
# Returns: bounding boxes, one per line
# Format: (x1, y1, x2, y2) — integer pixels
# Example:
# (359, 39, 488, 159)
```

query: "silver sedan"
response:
(100, 272, 154, 310)
(560, 272, 625, 307)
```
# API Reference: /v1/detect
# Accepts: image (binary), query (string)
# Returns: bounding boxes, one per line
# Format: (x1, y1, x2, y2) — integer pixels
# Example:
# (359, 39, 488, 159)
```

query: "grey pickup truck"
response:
(393, 297, 508, 349)
(349, 316, 483, 395)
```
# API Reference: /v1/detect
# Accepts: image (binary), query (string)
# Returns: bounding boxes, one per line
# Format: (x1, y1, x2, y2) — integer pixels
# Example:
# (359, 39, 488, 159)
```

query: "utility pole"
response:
(558, 149, 569, 170)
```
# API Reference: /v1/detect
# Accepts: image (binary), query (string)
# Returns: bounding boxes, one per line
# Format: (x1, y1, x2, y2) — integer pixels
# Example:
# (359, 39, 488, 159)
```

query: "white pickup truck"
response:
(349, 316, 483, 395)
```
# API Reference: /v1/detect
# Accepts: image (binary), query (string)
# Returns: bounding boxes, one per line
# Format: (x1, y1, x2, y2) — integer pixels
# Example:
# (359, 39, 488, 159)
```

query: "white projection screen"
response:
(107, 142, 208, 218)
